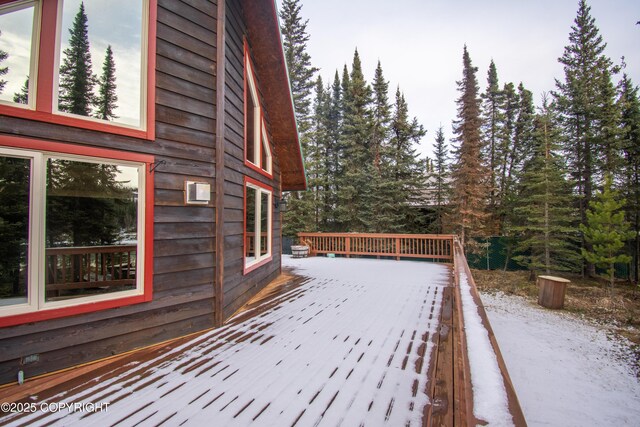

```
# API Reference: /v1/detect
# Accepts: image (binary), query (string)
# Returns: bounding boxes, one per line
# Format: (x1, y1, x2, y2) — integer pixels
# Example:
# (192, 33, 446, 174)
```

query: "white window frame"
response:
(0, 147, 146, 318)
(244, 50, 272, 175)
(52, 0, 150, 130)
(244, 180, 272, 272)
(0, 0, 41, 110)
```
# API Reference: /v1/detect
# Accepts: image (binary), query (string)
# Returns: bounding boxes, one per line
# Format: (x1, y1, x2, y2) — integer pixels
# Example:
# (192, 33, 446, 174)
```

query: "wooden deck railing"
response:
(45, 245, 137, 295)
(297, 232, 456, 262)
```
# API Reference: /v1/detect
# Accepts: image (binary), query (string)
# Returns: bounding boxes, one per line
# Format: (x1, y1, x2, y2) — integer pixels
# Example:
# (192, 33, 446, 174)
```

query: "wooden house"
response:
(0, 0, 305, 385)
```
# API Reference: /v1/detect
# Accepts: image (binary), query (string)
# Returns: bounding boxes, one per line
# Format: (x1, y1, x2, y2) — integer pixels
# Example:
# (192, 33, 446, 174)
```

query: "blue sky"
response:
(294, 0, 640, 158)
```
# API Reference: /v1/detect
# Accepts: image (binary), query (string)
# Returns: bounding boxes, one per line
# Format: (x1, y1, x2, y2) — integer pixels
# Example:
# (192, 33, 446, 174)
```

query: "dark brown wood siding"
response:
(0, 0, 218, 385)
(221, 0, 282, 320)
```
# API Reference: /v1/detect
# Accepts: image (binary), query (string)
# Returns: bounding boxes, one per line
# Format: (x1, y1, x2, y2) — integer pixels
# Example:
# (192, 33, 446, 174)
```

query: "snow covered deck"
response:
(0, 254, 525, 426)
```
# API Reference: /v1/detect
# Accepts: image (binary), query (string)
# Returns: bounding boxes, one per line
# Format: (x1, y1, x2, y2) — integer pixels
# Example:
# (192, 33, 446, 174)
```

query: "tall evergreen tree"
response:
(0, 31, 7, 93)
(369, 61, 393, 232)
(95, 45, 118, 120)
(618, 73, 640, 284)
(580, 175, 634, 291)
(450, 45, 489, 248)
(380, 88, 426, 233)
(279, 0, 318, 134)
(13, 77, 28, 104)
(58, 2, 96, 116)
(554, 0, 618, 275)
(429, 126, 450, 234)
(335, 50, 374, 232)
(513, 96, 579, 275)
(495, 82, 519, 231)
(481, 60, 504, 228)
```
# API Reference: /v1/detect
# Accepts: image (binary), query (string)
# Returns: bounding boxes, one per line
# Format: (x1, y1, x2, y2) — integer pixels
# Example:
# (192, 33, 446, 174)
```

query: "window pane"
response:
(260, 191, 269, 255)
(45, 158, 139, 301)
(245, 187, 257, 261)
(57, 0, 143, 126)
(0, 2, 35, 105)
(0, 156, 31, 306)
(261, 129, 269, 172)
(246, 89, 256, 164)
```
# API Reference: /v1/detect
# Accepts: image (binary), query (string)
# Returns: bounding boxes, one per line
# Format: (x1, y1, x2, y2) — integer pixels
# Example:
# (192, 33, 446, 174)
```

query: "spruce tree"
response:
(381, 88, 426, 233)
(513, 96, 579, 275)
(618, 73, 640, 284)
(496, 82, 519, 230)
(481, 60, 504, 229)
(450, 45, 489, 248)
(554, 0, 619, 275)
(429, 126, 450, 234)
(13, 77, 28, 104)
(370, 61, 392, 232)
(58, 2, 97, 116)
(0, 31, 7, 94)
(279, 0, 318, 134)
(580, 175, 634, 291)
(335, 50, 374, 232)
(95, 45, 118, 120)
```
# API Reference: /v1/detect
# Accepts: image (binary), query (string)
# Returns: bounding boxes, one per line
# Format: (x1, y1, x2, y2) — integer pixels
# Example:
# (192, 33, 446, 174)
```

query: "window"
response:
(0, 0, 156, 139)
(244, 47, 272, 176)
(0, 137, 153, 327)
(244, 178, 272, 273)
(0, 1, 37, 108)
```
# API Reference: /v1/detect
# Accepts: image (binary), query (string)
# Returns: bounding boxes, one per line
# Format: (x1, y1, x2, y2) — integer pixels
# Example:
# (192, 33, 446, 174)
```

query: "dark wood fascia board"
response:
(241, 0, 307, 191)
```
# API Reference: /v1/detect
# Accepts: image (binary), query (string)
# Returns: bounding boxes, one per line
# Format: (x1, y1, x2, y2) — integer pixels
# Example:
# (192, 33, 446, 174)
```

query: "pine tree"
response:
(279, 0, 318, 134)
(95, 45, 118, 120)
(481, 60, 504, 228)
(554, 0, 619, 275)
(495, 82, 519, 231)
(513, 96, 579, 275)
(58, 2, 97, 116)
(429, 126, 450, 234)
(13, 77, 28, 104)
(580, 175, 634, 291)
(618, 73, 640, 284)
(450, 45, 489, 248)
(0, 31, 8, 94)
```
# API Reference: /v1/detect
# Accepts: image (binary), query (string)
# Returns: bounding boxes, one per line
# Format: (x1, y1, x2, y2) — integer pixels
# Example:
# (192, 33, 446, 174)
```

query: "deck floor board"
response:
(1, 257, 450, 427)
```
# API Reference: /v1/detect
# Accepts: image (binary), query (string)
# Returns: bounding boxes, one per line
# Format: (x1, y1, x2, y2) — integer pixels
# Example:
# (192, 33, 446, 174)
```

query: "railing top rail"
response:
(298, 232, 457, 239)
(46, 245, 137, 255)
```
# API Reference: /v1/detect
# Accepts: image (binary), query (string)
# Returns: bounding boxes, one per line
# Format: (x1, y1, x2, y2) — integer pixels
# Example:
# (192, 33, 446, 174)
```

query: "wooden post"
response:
(537, 275, 570, 309)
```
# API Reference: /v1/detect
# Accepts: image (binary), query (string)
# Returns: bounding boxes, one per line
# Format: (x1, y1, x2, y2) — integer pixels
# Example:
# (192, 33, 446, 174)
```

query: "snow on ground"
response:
(481, 292, 640, 427)
(458, 271, 513, 427)
(3, 257, 450, 427)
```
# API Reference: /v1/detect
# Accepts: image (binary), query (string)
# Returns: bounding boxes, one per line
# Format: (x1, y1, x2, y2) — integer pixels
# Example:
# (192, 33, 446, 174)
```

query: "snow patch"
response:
(482, 292, 640, 427)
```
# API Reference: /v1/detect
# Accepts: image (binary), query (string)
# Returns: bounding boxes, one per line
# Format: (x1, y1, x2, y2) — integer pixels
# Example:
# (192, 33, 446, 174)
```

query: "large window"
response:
(0, 139, 153, 326)
(244, 47, 272, 176)
(0, 0, 155, 139)
(244, 178, 272, 273)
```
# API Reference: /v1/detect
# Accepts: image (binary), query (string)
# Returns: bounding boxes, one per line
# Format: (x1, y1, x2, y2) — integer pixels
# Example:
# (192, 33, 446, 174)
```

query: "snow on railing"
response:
(453, 240, 527, 427)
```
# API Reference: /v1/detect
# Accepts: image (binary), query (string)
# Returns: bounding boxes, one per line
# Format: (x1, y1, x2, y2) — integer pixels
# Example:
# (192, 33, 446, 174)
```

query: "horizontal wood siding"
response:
(0, 0, 218, 385)
(222, 0, 282, 320)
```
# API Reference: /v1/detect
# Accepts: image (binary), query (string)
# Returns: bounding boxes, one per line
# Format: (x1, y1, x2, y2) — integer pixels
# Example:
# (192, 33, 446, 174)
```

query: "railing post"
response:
(395, 237, 400, 261)
(345, 236, 351, 258)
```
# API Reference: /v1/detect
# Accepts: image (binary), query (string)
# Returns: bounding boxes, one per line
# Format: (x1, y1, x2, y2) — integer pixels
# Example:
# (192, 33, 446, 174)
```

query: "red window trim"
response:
(0, 0, 157, 141)
(243, 176, 273, 275)
(243, 39, 273, 179)
(0, 135, 155, 328)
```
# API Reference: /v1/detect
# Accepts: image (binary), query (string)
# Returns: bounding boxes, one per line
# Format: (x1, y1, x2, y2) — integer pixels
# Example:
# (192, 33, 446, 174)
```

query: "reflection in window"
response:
(0, 1, 35, 106)
(245, 182, 272, 270)
(57, 0, 143, 126)
(0, 155, 31, 307)
(45, 158, 139, 301)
